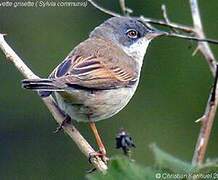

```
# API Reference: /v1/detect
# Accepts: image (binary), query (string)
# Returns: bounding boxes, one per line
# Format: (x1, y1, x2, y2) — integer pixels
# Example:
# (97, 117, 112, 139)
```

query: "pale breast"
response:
(54, 82, 138, 122)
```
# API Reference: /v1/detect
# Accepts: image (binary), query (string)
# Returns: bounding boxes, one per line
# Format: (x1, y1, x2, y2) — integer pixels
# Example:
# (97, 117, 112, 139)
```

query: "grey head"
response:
(90, 17, 165, 66)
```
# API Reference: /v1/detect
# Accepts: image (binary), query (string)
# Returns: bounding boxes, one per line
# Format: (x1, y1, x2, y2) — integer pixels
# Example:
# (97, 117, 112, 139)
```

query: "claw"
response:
(88, 151, 109, 164)
(86, 167, 97, 173)
(54, 115, 71, 133)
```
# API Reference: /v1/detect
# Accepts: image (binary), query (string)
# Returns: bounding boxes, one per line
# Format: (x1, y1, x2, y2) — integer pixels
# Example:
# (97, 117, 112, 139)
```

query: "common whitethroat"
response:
(22, 17, 166, 160)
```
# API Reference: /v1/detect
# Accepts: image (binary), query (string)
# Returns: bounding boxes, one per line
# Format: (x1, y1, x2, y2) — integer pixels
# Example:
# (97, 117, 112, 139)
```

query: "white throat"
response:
(121, 38, 150, 68)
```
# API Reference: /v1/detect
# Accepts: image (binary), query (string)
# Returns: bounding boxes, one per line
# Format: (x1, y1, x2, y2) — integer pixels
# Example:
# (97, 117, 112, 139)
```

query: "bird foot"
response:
(88, 150, 109, 164)
(53, 115, 71, 133)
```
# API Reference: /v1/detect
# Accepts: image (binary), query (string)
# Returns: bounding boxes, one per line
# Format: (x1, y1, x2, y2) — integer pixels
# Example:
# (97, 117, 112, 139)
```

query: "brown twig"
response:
(119, 0, 126, 15)
(161, 4, 179, 33)
(189, 0, 218, 166)
(191, 65, 218, 166)
(189, 0, 217, 76)
(139, 16, 194, 33)
(88, 0, 218, 46)
(87, 0, 121, 17)
(167, 33, 218, 45)
(161, 4, 170, 24)
(87, 0, 193, 33)
(119, 0, 133, 16)
(0, 33, 107, 172)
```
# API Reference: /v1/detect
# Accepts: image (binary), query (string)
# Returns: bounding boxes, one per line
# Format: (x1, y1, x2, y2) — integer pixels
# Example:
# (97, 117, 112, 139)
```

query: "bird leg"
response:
(89, 122, 108, 162)
(54, 115, 71, 133)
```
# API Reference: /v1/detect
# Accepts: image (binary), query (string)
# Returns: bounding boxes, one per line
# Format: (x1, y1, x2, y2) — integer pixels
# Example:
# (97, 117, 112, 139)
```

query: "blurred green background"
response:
(0, 0, 218, 179)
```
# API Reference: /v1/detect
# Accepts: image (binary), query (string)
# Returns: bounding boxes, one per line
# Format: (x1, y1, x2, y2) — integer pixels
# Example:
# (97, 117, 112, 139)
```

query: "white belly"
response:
(54, 83, 138, 122)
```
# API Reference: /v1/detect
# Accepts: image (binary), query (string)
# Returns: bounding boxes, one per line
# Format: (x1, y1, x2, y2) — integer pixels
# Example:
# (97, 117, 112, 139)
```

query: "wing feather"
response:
(49, 38, 139, 90)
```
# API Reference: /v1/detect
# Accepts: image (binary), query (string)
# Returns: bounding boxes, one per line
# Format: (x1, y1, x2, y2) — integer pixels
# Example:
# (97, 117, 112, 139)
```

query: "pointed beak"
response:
(146, 29, 168, 40)
(137, 19, 168, 40)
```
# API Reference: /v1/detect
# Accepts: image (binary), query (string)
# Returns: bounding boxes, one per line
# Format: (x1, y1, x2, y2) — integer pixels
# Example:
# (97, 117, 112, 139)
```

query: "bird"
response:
(22, 16, 166, 161)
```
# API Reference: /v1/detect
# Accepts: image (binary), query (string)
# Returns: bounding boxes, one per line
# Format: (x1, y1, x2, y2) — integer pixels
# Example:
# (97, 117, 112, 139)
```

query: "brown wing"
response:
(49, 38, 139, 90)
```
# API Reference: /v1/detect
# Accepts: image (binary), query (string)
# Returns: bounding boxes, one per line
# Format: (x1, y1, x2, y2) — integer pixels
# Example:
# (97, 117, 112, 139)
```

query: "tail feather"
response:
(22, 78, 63, 91)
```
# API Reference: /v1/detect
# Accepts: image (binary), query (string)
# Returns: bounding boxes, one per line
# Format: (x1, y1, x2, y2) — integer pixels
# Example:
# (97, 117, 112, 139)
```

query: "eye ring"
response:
(126, 29, 138, 39)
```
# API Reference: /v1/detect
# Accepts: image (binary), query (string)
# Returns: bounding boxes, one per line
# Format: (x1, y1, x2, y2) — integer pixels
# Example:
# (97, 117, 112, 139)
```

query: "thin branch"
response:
(139, 16, 194, 33)
(87, 0, 193, 33)
(189, 0, 218, 166)
(161, 4, 179, 33)
(167, 33, 218, 45)
(191, 65, 218, 166)
(161, 4, 170, 24)
(189, 0, 217, 76)
(87, 0, 121, 17)
(119, 0, 133, 16)
(0, 34, 107, 172)
(0, 34, 38, 79)
(88, 0, 217, 44)
(119, 0, 126, 15)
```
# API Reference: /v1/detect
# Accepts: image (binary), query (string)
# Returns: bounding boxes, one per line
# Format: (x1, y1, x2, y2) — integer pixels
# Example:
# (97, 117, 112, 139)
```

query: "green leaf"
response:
(193, 159, 218, 174)
(86, 156, 157, 180)
(87, 146, 218, 179)
(150, 144, 195, 174)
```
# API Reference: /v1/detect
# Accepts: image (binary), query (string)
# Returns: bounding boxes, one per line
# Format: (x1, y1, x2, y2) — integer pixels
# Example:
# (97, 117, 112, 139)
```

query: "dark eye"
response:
(126, 29, 139, 39)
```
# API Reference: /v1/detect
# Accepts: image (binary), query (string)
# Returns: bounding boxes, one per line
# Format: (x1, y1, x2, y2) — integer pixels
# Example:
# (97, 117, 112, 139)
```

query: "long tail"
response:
(22, 78, 64, 97)
(22, 78, 63, 91)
